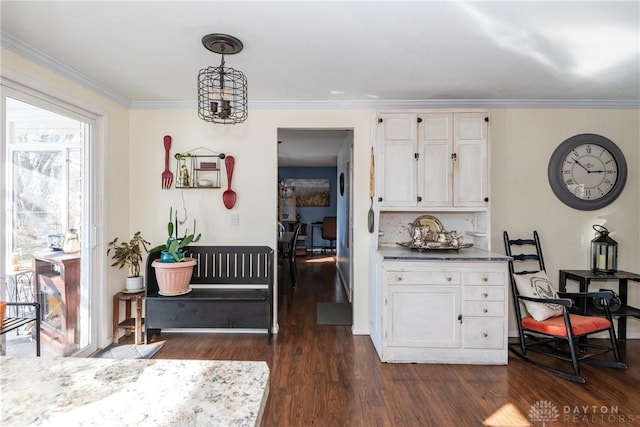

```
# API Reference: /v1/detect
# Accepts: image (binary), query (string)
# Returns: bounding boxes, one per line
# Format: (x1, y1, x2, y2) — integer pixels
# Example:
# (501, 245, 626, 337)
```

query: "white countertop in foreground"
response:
(0, 357, 269, 427)
(378, 245, 511, 261)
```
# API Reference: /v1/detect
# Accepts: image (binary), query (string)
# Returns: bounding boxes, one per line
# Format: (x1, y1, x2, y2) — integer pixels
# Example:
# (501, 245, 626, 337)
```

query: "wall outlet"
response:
(231, 213, 239, 226)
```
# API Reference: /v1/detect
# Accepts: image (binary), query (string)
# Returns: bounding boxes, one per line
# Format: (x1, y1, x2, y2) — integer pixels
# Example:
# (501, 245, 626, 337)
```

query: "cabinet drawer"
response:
(463, 318, 504, 349)
(464, 286, 504, 301)
(386, 271, 461, 285)
(463, 271, 505, 286)
(463, 301, 505, 317)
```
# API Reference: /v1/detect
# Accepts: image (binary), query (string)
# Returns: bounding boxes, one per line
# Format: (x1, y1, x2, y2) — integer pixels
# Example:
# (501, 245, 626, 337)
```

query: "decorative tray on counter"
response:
(397, 241, 474, 251)
(402, 214, 473, 251)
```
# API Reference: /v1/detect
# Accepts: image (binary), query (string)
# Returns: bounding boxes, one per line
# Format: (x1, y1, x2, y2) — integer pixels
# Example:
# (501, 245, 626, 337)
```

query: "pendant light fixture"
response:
(197, 34, 248, 124)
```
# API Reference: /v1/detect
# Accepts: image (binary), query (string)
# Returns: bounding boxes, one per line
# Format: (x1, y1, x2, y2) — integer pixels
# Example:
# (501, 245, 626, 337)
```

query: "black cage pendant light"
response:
(197, 34, 248, 124)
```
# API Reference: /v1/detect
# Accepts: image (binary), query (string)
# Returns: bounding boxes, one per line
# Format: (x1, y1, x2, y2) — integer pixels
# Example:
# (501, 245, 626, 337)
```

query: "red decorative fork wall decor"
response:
(161, 135, 174, 189)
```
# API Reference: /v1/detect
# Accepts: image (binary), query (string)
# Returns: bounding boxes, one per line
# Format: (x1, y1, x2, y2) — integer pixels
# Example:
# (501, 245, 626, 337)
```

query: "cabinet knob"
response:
(483, 332, 488, 337)
(417, 196, 422, 202)
(378, 197, 383, 202)
(483, 308, 488, 313)
(482, 276, 488, 282)
(446, 276, 452, 282)
(484, 197, 489, 203)
(482, 292, 488, 298)
(396, 276, 402, 282)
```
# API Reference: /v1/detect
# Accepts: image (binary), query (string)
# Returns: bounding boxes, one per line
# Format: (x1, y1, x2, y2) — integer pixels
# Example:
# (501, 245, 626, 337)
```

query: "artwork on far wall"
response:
(284, 178, 330, 207)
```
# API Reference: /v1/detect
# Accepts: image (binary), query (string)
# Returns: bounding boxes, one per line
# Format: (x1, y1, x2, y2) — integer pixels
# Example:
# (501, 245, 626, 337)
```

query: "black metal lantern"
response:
(591, 224, 617, 275)
(197, 34, 248, 124)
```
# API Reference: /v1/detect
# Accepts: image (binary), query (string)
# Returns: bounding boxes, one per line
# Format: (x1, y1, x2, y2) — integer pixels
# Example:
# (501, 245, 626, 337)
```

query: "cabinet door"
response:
(454, 113, 488, 207)
(418, 113, 453, 206)
(377, 113, 418, 207)
(385, 285, 461, 348)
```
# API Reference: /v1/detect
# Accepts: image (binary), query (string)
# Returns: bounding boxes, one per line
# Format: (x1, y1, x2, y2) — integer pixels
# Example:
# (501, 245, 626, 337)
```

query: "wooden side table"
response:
(113, 291, 145, 345)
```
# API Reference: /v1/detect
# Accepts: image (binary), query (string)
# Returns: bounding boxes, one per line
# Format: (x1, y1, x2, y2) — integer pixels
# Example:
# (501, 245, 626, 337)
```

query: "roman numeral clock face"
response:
(548, 134, 627, 210)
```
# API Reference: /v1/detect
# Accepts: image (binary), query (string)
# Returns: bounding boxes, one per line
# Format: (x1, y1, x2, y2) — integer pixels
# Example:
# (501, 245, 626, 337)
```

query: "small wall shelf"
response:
(174, 149, 225, 189)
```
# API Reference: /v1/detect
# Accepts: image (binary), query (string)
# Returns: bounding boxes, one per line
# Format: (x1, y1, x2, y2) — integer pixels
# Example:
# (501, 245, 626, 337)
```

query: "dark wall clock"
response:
(548, 133, 627, 211)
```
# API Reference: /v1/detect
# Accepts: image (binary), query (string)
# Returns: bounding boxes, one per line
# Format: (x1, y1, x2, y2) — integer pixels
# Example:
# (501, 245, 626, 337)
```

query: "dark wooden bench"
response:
(145, 246, 274, 343)
(1, 302, 41, 356)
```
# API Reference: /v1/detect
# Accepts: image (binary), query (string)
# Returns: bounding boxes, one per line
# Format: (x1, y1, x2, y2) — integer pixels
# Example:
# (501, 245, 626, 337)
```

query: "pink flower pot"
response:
(151, 258, 196, 296)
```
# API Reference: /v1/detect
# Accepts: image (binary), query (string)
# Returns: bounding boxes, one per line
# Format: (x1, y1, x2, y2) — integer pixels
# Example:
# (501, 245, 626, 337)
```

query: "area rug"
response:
(93, 344, 162, 359)
(317, 302, 352, 326)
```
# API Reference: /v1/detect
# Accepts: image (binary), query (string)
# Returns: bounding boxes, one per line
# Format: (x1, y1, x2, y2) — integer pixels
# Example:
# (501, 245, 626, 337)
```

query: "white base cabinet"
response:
(374, 259, 509, 365)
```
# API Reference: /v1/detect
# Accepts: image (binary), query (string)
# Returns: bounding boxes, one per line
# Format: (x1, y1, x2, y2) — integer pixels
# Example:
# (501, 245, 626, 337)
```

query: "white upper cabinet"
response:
(418, 113, 453, 206)
(377, 111, 489, 210)
(453, 113, 488, 207)
(377, 113, 419, 207)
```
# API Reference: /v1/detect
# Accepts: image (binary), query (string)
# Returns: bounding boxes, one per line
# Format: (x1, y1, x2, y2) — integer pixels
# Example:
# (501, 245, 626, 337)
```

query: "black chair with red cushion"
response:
(504, 230, 626, 383)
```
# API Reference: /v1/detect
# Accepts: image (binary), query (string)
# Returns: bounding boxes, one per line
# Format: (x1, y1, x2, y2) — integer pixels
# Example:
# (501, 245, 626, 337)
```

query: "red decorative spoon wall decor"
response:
(223, 156, 237, 209)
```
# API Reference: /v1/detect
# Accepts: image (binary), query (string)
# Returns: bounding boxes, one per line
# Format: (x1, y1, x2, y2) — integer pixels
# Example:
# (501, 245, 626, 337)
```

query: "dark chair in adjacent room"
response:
(321, 216, 337, 254)
(279, 222, 301, 289)
(503, 230, 626, 383)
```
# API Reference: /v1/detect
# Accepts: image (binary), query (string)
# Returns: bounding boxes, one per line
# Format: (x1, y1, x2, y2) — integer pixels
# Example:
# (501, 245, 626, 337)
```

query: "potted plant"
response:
(107, 231, 150, 292)
(149, 207, 202, 296)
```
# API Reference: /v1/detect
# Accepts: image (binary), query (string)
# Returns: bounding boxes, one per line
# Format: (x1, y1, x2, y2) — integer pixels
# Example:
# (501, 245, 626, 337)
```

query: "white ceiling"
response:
(2, 1, 639, 166)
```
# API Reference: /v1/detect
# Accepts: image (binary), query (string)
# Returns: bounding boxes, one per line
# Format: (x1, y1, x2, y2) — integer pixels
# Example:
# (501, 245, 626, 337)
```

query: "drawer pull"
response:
(446, 276, 452, 282)
(397, 276, 402, 282)
(482, 276, 488, 282)
(483, 308, 488, 313)
(483, 332, 488, 338)
(482, 292, 488, 298)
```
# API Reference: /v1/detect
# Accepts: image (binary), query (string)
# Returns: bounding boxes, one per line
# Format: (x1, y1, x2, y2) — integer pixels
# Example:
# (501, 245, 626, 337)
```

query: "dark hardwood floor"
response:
(139, 254, 640, 427)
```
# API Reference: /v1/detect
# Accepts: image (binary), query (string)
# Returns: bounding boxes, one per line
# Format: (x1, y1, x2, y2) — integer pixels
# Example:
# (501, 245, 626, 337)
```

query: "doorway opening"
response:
(277, 128, 354, 304)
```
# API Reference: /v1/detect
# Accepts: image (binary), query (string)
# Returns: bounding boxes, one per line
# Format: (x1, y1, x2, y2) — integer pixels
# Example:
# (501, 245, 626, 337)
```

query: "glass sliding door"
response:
(3, 95, 95, 357)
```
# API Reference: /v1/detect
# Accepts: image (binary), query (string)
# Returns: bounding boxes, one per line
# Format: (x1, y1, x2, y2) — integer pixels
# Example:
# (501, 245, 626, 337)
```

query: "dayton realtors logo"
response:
(529, 400, 638, 425)
(529, 400, 559, 426)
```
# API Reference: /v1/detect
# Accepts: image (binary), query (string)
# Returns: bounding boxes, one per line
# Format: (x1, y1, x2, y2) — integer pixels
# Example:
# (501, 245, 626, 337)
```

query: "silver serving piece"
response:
(400, 215, 472, 251)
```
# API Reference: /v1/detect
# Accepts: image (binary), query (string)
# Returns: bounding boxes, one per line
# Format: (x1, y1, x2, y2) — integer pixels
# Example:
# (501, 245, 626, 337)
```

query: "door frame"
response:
(1, 76, 106, 356)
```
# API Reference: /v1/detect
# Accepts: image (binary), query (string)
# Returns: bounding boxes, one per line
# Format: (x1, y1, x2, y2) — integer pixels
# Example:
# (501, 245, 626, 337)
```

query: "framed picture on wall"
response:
(284, 178, 330, 207)
(279, 197, 296, 221)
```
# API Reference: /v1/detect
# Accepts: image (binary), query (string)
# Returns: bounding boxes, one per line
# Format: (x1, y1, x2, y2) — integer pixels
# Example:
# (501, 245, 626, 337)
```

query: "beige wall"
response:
(3, 47, 639, 343)
(490, 108, 640, 336)
(1, 48, 131, 348)
(129, 108, 374, 332)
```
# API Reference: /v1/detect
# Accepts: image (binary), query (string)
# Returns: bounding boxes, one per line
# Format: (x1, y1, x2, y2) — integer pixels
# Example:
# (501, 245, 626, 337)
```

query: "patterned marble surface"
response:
(0, 357, 269, 427)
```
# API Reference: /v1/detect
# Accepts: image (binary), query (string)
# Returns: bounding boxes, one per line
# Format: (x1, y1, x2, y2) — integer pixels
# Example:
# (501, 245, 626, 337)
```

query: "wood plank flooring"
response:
(140, 255, 640, 427)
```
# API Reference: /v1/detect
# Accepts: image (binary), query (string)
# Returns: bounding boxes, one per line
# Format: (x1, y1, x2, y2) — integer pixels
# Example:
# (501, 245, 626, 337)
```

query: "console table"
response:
(33, 251, 80, 355)
(559, 269, 640, 341)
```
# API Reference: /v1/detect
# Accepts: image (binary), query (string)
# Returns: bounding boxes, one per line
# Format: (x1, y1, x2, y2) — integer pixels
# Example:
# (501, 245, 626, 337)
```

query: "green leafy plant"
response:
(150, 207, 201, 262)
(107, 232, 150, 277)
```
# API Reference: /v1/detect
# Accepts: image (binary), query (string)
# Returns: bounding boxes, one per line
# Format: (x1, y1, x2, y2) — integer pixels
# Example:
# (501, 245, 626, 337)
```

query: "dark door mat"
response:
(317, 302, 352, 326)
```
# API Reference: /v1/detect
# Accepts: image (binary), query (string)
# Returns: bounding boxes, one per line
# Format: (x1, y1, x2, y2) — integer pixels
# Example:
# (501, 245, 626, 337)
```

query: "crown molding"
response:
(1, 31, 131, 108)
(4, 31, 638, 111)
(131, 98, 640, 110)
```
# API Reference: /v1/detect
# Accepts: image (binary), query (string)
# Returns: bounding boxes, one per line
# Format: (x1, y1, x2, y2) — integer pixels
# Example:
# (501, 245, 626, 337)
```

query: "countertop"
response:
(378, 245, 511, 261)
(0, 357, 269, 427)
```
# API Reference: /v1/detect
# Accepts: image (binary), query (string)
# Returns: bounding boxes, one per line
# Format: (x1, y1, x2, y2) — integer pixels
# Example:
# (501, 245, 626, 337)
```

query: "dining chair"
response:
(321, 216, 337, 254)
